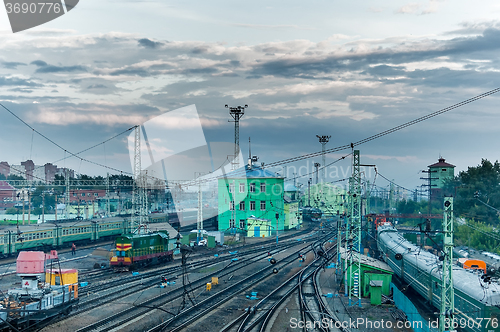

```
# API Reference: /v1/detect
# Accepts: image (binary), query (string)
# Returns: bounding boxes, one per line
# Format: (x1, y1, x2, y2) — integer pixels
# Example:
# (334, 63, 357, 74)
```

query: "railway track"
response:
(39, 234, 315, 331)
(53, 234, 314, 332)
(146, 233, 336, 332)
(220, 237, 348, 332)
(75, 240, 304, 314)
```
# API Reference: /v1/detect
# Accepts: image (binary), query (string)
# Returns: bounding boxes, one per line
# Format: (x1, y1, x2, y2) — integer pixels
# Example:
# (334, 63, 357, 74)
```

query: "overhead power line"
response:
(2, 88, 499, 186)
(265, 88, 500, 168)
(0, 102, 135, 174)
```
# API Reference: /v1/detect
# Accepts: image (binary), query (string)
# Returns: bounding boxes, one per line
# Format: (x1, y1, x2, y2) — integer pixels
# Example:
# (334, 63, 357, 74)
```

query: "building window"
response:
(250, 201, 256, 211)
(229, 201, 235, 210)
(260, 183, 266, 193)
(239, 183, 245, 193)
(442, 168, 447, 172)
(229, 219, 235, 228)
(250, 183, 256, 193)
(94, 193, 98, 197)
(260, 201, 266, 210)
(73, 193, 77, 197)
(240, 219, 245, 229)
(81, 193, 85, 197)
(229, 183, 234, 193)
(239, 201, 245, 211)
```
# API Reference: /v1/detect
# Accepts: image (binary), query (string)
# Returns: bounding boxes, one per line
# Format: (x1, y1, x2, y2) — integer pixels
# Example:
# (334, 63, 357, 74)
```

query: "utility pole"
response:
(276, 213, 279, 245)
(226, 104, 248, 170)
(316, 135, 331, 183)
(314, 163, 320, 184)
(231, 180, 235, 234)
(41, 192, 45, 223)
(421, 169, 438, 215)
(65, 168, 70, 219)
(307, 178, 312, 206)
(348, 149, 362, 307)
(27, 191, 31, 224)
(106, 173, 111, 217)
(440, 197, 455, 332)
(21, 190, 25, 225)
(196, 172, 204, 245)
(337, 194, 344, 276)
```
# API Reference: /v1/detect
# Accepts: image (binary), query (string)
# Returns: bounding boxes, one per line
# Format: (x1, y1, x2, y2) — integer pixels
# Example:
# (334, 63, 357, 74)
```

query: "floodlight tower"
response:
(226, 104, 248, 170)
(316, 135, 331, 182)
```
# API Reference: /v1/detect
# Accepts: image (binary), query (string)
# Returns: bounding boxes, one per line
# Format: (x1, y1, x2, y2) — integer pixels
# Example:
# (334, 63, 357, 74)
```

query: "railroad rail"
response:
(148, 233, 336, 332)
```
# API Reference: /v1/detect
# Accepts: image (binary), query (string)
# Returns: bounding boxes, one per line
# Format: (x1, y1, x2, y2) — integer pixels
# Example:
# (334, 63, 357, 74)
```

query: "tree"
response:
(445, 159, 500, 225)
(7, 174, 24, 180)
(0, 173, 6, 180)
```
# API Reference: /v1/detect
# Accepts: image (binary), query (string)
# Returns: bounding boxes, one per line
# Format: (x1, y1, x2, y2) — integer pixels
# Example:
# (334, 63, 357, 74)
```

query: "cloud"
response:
(396, 3, 421, 14)
(31, 60, 48, 67)
(138, 38, 164, 49)
(0, 76, 42, 87)
(2, 61, 26, 69)
(230, 23, 314, 30)
(35, 65, 87, 73)
(87, 84, 108, 89)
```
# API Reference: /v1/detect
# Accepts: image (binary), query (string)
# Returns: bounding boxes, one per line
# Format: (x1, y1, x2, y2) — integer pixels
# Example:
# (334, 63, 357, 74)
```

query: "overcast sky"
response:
(1, 0, 500, 197)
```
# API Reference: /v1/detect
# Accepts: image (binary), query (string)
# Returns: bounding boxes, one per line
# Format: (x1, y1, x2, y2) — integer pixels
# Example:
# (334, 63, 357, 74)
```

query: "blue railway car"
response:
(378, 224, 500, 332)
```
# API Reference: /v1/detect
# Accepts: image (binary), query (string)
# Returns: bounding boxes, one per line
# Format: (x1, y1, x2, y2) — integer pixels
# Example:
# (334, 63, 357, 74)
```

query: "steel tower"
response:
(131, 125, 148, 232)
(440, 197, 455, 332)
(348, 149, 362, 307)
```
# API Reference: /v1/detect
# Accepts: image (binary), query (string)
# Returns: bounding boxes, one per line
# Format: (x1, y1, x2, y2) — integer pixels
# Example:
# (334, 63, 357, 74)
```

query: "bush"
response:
(5, 207, 18, 215)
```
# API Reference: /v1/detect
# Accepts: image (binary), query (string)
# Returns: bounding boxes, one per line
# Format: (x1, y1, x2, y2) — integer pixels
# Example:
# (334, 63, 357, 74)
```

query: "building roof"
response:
(340, 247, 393, 273)
(0, 181, 15, 191)
(220, 164, 282, 179)
(428, 157, 455, 168)
(284, 183, 298, 192)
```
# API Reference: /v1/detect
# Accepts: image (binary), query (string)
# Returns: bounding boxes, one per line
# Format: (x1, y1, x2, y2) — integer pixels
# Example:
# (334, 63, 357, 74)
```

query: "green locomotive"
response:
(110, 229, 173, 269)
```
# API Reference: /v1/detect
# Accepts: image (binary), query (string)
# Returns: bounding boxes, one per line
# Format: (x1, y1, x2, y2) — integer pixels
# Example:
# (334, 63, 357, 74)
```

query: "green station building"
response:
(218, 161, 285, 236)
(301, 182, 347, 216)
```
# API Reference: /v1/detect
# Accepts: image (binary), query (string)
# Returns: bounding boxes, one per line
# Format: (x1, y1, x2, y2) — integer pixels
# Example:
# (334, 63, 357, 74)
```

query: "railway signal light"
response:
(269, 258, 277, 264)
(272, 268, 278, 274)
(395, 253, 403, 260)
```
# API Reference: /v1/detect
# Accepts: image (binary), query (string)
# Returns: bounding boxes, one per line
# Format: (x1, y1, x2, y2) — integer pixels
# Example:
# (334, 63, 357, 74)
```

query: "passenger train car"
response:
(378, 224, 500, 332)
(0, 214, 169, 257)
